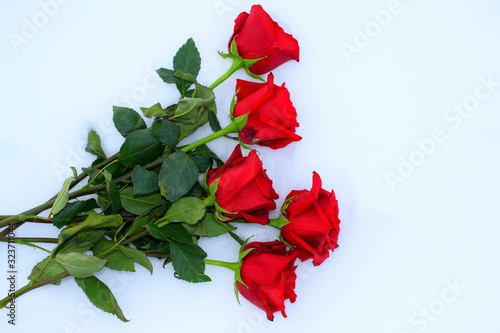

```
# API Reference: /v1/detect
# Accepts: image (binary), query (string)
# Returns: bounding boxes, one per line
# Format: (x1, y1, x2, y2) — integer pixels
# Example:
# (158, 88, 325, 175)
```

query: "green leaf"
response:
(104, 171, 121, 214)
(164, 224, 194, 244)
(191, 145, 222, 166)
(151, 223, 193, 245)
(173, 38, 201, 94)
(163, 197, 205, 224)
(118, 128, 163, 168)
(119, 246, 153, 274)
(93, 238, 135, 272)
(152, 119, 180, 147)
(53, 199, 99, 228)
(75, 276, 129, 322)
(59, 212, 123, 243)
(49, 176, 75, 216)
(156, 68, 177, 84)
(55, 252, 107, 278)
(191, 155, 210, 173)
(58, 229, 107, 254)
(124, 213, 154, 239)
(131, 166, 159, 195)
(208, 108, 221, 132)
(146, 223, 169, 241)
(170, 83, 215, 140)
(169, 240, 210, 283)
(28, 255, 66, 285)
(141, 102, 167, 118)
(85, 129, 107, 163)
(174, 38, 201, 78)
(98, 195, 112, 215)
(158, 150, 199, 202)
(82, 167, 105, 184)
(120, 187, 164, 215)
(183, 213, 236, 238)
(113, 106, 147, 137)
(103, 251, 135, 272)
(106, 162, 129, 179)
(173, 69, 197, 83)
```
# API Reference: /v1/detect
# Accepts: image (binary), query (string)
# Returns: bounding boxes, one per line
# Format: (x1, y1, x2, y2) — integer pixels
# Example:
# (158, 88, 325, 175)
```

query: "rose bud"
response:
(237, 241, 298, 321)
(280, 172, 341, 266)
(229, 5, 300, 75)
(233, 73, 301, 149)
(206, 145, 279, 225)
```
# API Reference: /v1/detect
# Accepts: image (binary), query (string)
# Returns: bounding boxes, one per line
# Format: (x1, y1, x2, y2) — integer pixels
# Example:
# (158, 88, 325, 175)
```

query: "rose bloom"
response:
(229, 5, 299, 75)
(206, 145, 278, 224)
(233, 73, 301, 149)
(237, 241, 298, 321)
(280, 172, 341, 266)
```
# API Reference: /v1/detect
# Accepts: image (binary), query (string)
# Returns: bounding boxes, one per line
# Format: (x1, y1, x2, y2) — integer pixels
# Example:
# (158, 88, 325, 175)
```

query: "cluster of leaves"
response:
(31, 39, 237, 321)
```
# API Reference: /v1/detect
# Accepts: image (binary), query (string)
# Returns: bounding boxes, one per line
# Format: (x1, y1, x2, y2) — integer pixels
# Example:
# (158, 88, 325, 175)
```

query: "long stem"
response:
(181, 120, 240, 153)
(0, 272, 70, 308)
(0, 201, 57, 232)
(0, 227, 152, 307)
(0, 155, 121, 235)
(0, 236, 58, 244)
(208, 57, 244, 90)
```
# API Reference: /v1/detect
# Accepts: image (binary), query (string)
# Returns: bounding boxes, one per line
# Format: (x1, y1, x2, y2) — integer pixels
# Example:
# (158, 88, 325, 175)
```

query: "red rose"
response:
(229, 5, 300, 75)
(206, 145, 279, 224)
(280, 172, 341, 266)
(237, 241, 298, 321)
(233, 73, 301, 149)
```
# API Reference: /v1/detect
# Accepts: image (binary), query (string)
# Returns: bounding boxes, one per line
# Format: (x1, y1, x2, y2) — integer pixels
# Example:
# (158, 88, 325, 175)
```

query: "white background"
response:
(1, 1, 500, 332)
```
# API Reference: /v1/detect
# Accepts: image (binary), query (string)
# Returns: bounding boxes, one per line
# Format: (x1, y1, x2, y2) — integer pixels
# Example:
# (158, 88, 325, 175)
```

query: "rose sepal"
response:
(268, 215, 291, 229)
(219, 39, 266, 82)
(233, 236, 254, 304)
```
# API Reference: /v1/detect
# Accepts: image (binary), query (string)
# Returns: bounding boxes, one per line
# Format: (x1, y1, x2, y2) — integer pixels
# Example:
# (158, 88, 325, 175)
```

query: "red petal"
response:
(241, 252, 297, 285)
(233, 5, 275, 55)
(206, 145, 242, 185)
(215, 149, 262, 200)
(228, 11, 249, 51)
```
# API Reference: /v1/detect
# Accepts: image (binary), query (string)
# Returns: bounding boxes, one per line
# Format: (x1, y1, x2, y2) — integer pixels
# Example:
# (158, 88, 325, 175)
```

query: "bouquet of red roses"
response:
(0, 5, 341, 322)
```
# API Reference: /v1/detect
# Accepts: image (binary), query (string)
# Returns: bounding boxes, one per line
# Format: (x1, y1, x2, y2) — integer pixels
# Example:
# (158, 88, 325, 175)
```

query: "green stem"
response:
(0, 183, 111, 232)
(0, 153, 121, 235)
(0, 236, 58, 244)
(0, 161, 160, 234)
(0, 272, 70, 308)
(203, 259, 240, 272)
(16, 240, 53, 254)
(0, 201, 56, 232)
(208, 57, 245, 90)
(121, 229, 149, 247)
(145, 252, 171, 259)
(0, 216, 53, 224)
(49, 153, 118, 202)
(181, 120, 240, 153)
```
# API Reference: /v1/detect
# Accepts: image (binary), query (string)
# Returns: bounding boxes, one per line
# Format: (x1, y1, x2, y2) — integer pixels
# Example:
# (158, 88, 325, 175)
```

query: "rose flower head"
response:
(229, 5, 300, 75)
(237, 241, 298, 320)
(206, 145, 279, 225)
(233, 73, 301, 149)
(280, 172, 341, 266)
